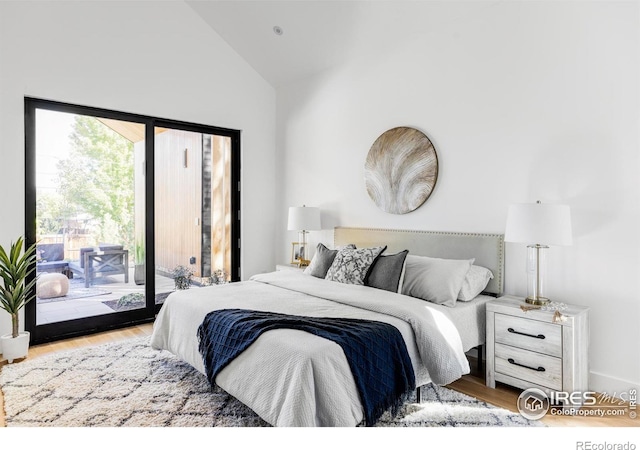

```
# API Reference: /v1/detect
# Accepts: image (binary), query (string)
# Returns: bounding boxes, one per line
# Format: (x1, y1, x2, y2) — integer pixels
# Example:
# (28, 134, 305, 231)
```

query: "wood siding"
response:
(154, 129, 203, 277)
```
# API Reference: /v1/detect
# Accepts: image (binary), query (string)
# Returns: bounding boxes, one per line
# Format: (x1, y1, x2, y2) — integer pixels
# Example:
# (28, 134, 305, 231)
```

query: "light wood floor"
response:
(0, 323, 637, 428)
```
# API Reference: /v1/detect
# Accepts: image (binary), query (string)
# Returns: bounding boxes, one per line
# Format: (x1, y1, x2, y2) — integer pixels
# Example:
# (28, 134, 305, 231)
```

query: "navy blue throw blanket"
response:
(197, 308, 415, 426)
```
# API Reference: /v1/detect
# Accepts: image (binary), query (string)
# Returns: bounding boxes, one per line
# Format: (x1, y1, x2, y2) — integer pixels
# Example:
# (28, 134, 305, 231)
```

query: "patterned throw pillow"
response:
(325, 246, 387, 285)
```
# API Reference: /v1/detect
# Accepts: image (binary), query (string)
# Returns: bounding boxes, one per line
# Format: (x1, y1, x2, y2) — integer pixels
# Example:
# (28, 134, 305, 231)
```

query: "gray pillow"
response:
(303, 243, 339, 278)
(325, 246, 387, 285)
(365, 250, 409, 293)
(401, 255, 474, 307)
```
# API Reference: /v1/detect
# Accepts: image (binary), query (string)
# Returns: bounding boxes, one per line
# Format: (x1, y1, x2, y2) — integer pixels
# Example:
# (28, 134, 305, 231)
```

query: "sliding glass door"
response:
(25, 98, 240, 344)
(153, 126, 233, 305)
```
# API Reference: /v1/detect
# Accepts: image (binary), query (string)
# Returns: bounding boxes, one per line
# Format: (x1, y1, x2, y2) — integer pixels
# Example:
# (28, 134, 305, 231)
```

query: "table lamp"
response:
(504, 200, 572, 305)
(287, 205, 321, 267)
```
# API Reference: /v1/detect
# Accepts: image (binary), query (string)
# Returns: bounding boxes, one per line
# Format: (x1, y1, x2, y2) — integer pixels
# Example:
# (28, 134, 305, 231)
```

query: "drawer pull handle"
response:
(508, 358, 545, 372)
(508, 327, 545, 340)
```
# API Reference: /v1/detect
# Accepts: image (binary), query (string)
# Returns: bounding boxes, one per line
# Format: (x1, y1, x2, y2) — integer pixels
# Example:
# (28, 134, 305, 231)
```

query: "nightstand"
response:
(486, 295, 589, 404)
(275, 264, 305, 272)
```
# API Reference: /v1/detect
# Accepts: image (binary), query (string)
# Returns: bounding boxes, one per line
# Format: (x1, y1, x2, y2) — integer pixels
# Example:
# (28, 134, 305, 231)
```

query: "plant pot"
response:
(174, 276, 191, 290)
(134, 264, 145, 285)
(1, 331, 30, 363)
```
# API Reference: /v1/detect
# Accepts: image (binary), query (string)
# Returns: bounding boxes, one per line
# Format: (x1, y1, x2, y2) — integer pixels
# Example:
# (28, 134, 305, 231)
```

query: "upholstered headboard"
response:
(333, 227, 505, 297)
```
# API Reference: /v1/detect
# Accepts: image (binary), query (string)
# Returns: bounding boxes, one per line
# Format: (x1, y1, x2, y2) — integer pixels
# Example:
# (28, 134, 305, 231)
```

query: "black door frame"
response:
(24, 97, 241, 345)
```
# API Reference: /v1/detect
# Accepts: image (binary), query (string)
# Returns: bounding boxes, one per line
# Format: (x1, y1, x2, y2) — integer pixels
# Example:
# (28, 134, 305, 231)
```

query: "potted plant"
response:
(0, 237, 38, 363)
(210, 268, 228, 285)
(134, 242, 145, 285)
(173, 265, 193, 290)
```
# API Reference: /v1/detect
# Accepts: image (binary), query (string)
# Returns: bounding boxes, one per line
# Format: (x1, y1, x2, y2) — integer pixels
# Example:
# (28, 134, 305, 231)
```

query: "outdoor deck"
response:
(36, 268, 176, 325)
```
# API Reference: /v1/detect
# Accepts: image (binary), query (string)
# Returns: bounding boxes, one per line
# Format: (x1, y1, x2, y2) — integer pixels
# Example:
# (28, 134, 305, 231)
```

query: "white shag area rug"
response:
(0, 337, 544, 427)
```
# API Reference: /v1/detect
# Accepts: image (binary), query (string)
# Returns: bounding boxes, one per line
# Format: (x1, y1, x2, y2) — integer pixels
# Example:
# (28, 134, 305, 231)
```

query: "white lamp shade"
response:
(505, 202, 572, 246)
(287, 206, 321, 231)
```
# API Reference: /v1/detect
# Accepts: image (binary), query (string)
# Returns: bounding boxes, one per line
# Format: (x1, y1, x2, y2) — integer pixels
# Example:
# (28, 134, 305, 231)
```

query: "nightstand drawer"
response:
(495, 313, 562, 357)
(495, 343, 562, 391)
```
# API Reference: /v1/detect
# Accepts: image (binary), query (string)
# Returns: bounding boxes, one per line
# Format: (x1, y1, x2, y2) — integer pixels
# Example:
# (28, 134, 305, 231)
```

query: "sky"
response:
(35, 108, 76, 192)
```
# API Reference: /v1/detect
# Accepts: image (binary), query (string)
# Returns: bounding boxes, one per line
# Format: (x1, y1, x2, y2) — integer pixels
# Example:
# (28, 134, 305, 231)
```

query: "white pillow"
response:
(401, 255, 474, 307)
(457, 265, 494, 301)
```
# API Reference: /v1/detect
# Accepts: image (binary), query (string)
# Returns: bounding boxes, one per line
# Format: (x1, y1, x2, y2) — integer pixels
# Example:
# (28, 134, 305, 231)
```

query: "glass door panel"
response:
(28, 102, 150, 341)
(154, 127, 232, 305)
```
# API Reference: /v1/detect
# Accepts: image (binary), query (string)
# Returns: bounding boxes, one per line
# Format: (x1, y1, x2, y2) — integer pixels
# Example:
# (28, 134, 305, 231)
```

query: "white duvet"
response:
(150, 270, 470, 427)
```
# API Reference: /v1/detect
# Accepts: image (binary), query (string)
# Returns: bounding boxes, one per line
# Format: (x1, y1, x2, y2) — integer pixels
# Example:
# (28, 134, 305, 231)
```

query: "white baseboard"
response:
(589, 371, 640, 399)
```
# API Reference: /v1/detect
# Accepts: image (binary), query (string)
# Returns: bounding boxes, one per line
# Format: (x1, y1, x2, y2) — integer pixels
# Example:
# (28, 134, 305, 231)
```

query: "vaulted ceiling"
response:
(187, 1, 498, 88)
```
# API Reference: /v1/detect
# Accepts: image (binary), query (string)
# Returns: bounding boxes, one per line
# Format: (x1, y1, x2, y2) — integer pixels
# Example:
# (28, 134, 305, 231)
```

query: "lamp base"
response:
(525, 296, 550, 306)
(297, 258, 311, 268)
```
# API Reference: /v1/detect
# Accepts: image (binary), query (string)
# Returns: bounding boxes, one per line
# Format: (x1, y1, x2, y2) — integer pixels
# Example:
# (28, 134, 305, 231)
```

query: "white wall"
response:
(0, 1, 277, 343)
(276, 1, 640, 394)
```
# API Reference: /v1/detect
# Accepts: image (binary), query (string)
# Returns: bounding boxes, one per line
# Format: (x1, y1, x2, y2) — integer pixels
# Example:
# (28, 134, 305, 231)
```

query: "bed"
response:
(150, 227, 504, 427)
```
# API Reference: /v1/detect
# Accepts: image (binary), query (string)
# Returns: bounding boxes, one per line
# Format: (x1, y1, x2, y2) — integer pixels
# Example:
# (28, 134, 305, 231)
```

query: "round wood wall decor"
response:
(364, 127, 438, 215)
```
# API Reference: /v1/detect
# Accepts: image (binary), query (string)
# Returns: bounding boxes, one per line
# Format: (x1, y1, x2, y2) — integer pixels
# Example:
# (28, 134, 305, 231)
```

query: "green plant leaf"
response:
(0, 237, 38, 321)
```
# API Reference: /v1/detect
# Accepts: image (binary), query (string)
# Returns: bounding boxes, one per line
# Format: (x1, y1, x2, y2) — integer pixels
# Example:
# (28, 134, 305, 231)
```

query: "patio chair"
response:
(36, 243, 71, 277)
(69, 244, 129, 288)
